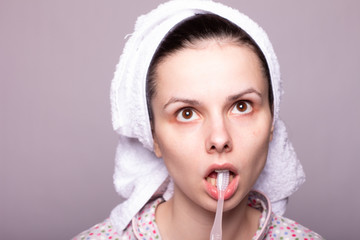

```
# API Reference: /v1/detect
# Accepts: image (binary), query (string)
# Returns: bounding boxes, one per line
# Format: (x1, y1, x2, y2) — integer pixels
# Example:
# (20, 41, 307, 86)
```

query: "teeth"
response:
(206, 174, 234, 187)
(211, 178, 216, 186)
(206, 177, 217, 187)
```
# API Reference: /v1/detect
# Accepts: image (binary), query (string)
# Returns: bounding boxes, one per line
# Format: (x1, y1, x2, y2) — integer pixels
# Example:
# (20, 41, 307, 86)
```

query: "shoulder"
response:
(72, 218, 125, 240)
(264, 214, 324, 240)
(71, 198, 164, 240)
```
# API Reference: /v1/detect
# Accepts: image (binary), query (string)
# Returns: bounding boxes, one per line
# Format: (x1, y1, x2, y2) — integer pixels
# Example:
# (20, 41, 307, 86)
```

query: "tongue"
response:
(208, 171, 217, 179)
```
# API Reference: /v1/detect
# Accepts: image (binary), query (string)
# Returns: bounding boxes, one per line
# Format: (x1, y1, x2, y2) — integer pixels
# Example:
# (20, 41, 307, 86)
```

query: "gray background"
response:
(1, 0, 359, 239)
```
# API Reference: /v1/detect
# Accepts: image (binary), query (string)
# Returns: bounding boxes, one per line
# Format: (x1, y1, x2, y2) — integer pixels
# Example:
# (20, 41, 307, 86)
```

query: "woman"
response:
(73, 1, 323, 239)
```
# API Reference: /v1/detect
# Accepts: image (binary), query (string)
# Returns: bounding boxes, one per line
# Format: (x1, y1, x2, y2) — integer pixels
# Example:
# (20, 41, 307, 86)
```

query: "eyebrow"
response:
(163, 88, 262, 110)
(227, 88, 262, 101)
(163, 97, 200, 110)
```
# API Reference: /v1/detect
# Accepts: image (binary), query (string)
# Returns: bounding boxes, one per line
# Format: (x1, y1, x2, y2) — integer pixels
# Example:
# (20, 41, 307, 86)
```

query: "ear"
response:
(153, 133, 163, 158)
(269, 124, 274, 142)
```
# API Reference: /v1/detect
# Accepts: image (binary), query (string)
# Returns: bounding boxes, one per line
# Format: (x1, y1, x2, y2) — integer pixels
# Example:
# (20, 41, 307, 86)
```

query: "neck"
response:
(156, 188, 260, 240)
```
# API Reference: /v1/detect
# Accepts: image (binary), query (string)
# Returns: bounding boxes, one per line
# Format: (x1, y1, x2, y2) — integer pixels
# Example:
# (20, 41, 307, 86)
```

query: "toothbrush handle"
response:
(210, 191, 225, 240)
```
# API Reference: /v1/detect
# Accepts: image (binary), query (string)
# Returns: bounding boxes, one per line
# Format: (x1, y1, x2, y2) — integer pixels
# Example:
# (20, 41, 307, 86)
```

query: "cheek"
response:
(236, 122, 272, 170)
(154, 121, 203, 155)
(249, 115, 273, 143)
(158, 140, 201, 189)
(156, 131, 198, 169)
(250, 128, 271, 144)
(252, 130, 260, 137)
(238, 137, 269, 189)
(154, 125, 207, 185)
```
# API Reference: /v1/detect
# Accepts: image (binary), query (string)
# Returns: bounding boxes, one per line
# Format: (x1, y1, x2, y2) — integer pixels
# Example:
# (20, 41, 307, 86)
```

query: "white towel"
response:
(109, 0, 305, 233)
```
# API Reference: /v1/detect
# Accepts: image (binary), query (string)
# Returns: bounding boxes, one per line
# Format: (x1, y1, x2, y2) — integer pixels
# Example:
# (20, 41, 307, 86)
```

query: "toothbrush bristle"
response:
(216, 170, 229, 191)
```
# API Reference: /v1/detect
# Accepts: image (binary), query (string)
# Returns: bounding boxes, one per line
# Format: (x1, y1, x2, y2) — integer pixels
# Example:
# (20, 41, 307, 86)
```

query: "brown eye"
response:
(236, 101, 247, 112)
(176, 108, 200, 122)
(231, 101, 252, 115)
(182, 109, 193, 119)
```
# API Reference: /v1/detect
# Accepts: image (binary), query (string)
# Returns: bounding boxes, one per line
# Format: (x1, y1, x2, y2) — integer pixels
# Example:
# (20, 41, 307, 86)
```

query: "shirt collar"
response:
(132, 190, 273, 240)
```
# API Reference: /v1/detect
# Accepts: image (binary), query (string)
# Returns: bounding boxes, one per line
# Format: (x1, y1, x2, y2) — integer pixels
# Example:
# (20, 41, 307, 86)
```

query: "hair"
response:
(146, 13, 273, 121)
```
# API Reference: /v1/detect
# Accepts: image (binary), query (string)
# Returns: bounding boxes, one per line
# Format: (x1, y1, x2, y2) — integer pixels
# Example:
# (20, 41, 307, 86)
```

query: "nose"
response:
(205, 116, 232, 154)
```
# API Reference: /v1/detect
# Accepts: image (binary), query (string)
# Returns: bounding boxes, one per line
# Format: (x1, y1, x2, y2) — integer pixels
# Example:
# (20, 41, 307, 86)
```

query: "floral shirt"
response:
(72, 191, 323, 240)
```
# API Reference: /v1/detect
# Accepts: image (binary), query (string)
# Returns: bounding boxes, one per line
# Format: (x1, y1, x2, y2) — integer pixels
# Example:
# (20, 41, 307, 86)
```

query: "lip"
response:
(204, 163, 238, 178)
(204, 163, 239, 200)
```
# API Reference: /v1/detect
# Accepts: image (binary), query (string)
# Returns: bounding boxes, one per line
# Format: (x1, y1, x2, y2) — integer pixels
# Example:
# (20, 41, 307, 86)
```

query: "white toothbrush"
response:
(210, 170, 230, 240)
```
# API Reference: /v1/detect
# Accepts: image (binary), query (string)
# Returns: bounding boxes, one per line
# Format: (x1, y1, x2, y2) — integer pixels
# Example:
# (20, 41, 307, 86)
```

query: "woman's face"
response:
(151, 40, 273, 212)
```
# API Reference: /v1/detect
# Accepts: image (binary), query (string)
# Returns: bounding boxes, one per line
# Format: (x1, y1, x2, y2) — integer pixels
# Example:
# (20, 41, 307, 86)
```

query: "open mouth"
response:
(205, 170, 235, 187)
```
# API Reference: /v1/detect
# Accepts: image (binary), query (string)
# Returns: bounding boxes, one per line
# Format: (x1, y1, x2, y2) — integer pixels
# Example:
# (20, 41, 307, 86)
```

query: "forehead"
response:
(154, 41, 267, 97)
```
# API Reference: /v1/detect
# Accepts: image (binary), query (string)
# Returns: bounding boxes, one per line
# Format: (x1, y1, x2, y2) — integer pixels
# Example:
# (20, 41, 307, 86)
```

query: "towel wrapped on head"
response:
(109, 0, 305, 233)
